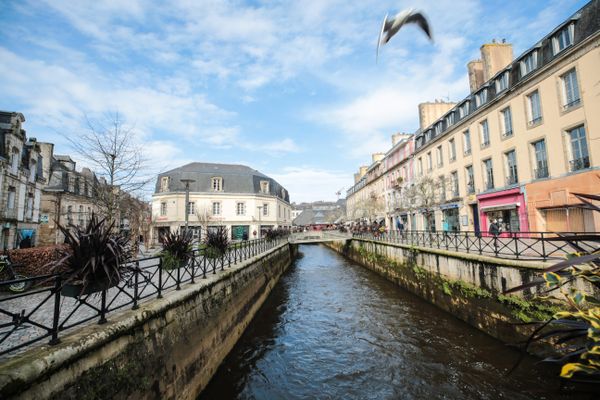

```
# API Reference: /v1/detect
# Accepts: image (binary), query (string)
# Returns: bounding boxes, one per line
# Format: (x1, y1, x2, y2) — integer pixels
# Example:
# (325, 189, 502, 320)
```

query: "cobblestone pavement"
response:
(0, 243, 277, 361)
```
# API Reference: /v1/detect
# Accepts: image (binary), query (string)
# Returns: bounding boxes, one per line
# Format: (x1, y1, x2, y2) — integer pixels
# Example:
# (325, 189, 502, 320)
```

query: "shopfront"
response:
(477, 187, 528, 234)
(231, 225, 249, 241)
(440, 203, 460, 232)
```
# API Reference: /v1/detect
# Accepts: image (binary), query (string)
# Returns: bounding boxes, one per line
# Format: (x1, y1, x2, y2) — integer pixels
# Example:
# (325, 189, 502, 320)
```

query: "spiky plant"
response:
(52, 214, 134, 295)
(160, 229, 194, 269)
(203, 226, 229, 258)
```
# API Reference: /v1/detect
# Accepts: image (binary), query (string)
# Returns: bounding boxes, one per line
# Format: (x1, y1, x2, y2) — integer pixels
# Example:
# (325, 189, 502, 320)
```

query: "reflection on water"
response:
(199, 245, 581, 400)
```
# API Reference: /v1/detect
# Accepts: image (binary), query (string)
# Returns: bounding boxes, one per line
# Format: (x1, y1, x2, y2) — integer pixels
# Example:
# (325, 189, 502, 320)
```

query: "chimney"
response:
(467, 60, 484, 92)
(418, 101, 457, 130)
(372, 153, 385, 163)
(358, 165, 368, 177)
(354, 173, 360, 183)
(480, 42, 513, 82)
(392, 133, 411, 146)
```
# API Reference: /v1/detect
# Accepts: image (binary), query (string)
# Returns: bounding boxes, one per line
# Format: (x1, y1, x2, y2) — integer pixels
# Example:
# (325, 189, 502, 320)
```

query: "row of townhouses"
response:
(0, 111, 146, 249)
(347, 1, 600, 234)
(151, 162, 293, 243)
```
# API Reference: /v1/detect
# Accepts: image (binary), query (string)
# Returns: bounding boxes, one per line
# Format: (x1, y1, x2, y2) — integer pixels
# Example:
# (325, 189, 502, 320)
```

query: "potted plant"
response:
(52, 214, 135, 297)
(203, 226, 229, 258)
(160, 229, 194, 270)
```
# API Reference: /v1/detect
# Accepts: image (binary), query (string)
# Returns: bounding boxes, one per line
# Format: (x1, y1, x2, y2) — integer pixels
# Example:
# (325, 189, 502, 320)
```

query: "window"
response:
(520, 51, 538, 77)
(78, 205, 84, 226)
(495, 71, 509, 93)
(480, 120, 490, 148)
(417, 158, 423, 176)
(450, 171, 459, 197)
(426, 152, 433, 172)
(561, 69, 580, 110)
(7, 187, 16, 209)
(212, 202, 221, 215)
(436, 146, 443, 168)
(458, 101, 470, 119)
(463, 130, 471, 155)
(505, 150, 518, 185)
(263, 203, 269, 216)
(483, 159, 494, 190)
(475, 88, 488, 108)
(260, 180, 270, 194)
(211, 177, 223, 191)
(448, 139, 456, 162)
(552, 24, 574, 55)
(236, 202, 246, 216)
(67, 205, 73, 224)
(445, 113, 455, 127)
(527, 90, 542, 125)
(465, 166, 475, 194)
(439, 176, 446, 202)
(533, 139, 549, 179)
(11, 147, 19, 175)
(434, 122, 443, 136)
(568, 126, 590, 171)
(160, 202, 167, 216)
(160, 177, 169, 192)
(188, 202, 195, 215)
(500, 107, 513, 137)
(74, 178, 80, 194)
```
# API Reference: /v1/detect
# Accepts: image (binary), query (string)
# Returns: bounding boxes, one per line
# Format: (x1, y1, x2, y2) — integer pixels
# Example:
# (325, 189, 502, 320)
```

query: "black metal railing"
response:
(569, 156, 590, 172)
(0, 236, 289, 358)
(506, 174, 519, 185)
(534, 164, 549, 179)
(563, 98, 581, 110)
(528, 116, 542, 126)
(352, 229, 596, 263)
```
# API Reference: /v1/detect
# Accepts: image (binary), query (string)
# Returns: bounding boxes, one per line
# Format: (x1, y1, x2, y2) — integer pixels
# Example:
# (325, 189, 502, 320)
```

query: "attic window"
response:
(260, 180, 269, 194)
(212, 177, 223, 191)
(458, 101, 470, 119)
(475, 88, 488, 108)
(552, 23, 574, 55)
(519, 51, 538, 77)
(495, 71, 509, 93)
(160, 176, 170, 192)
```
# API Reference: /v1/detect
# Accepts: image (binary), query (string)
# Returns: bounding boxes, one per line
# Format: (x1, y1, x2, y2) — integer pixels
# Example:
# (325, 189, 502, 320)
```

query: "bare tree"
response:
(400, 176, 442, 230)
(351, 192, 385, 221)
(67, 112, 151, 226)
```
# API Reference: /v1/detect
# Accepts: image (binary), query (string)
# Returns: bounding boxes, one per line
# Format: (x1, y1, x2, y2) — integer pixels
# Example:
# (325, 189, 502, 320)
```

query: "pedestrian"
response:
(489, 219, 500, 236)
(398, 221, 405, 237)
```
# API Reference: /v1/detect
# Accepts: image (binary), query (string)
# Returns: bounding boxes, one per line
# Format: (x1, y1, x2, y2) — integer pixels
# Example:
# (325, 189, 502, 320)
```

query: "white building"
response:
(151, 163, 292, 242)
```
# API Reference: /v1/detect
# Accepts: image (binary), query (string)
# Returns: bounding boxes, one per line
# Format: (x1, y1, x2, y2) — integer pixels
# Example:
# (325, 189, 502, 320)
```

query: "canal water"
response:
(200, 245, 578, 400)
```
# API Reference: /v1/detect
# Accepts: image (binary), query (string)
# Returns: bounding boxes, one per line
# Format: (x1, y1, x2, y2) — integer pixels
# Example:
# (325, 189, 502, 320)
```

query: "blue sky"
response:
(0, 0, 589, 202)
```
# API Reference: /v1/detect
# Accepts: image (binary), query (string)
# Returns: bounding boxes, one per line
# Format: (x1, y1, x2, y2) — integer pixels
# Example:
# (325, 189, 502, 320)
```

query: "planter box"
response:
(61, 280, 116, 298)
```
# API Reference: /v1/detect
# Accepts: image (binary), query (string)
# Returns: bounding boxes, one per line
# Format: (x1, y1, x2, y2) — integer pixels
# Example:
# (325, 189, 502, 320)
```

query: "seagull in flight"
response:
(377, 9, 433, 62)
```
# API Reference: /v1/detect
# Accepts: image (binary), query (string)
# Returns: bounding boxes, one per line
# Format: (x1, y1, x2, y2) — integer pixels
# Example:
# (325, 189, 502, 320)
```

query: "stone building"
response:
(37, 152, 101, 245)
(151, 162, 292, 242)
(0, 111, 46, 249)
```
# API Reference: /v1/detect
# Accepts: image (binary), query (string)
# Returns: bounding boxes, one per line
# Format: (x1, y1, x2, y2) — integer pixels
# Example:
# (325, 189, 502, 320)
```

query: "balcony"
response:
(569, 156, 590, 172)
(501, 130, 513, 138)
(534, 164, 549, 179)
(464, 149, 472, 156)
(506, 174, 519, 186)
(563, 98, 581, 111)
(527, 116, 542, 127)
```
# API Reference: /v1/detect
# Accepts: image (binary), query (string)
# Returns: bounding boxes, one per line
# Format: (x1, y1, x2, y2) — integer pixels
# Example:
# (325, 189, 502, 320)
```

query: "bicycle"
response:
(0, 252, 31, 293)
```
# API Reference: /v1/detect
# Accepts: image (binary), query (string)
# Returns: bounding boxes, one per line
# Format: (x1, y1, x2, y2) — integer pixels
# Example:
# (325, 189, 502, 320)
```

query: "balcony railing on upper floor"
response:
(563, 98, 581, 110)
(506, 174, 519, 186)
(528, 116, 542, 126)
(534, 164, 549, 179)
(569, 156, 590, 172)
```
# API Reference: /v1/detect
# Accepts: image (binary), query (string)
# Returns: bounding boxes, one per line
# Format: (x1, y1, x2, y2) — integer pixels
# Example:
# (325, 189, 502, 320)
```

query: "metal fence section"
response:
(0, 236, 288, 359)
(352, 230, 597, 261)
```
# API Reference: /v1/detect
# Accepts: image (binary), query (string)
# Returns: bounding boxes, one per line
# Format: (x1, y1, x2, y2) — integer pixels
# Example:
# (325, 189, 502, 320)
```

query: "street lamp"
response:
(257, 205, 263, 238)
(180, 178, 195, 233)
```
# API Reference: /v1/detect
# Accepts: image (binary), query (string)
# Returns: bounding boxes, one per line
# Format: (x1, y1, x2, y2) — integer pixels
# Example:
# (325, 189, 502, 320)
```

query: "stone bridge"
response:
(288, 231, 350, 244)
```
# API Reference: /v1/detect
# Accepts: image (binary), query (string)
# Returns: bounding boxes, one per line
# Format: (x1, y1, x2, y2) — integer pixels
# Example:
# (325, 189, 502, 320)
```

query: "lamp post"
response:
(257, 205, 263, 238)
(180, 178, 195, 233)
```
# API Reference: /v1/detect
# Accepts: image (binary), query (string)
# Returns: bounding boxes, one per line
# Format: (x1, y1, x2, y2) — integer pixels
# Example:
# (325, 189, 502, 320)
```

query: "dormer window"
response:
(475, 88, 488, 108)
(160, 176, 170, 192)
(425, 129, 432, 141)
(445, 112, 455, 127)
(211, 177, 223, 191)
(519, 51, 538, 77)
(434, 122, 443, 135)
(260, 180, 269, 194)
(458, 101, 470, 119)
(11, 147, 19, 175)
(552, 23, 574, 55)
(29, 159, 37, 183)
(495, 72, 509, 93)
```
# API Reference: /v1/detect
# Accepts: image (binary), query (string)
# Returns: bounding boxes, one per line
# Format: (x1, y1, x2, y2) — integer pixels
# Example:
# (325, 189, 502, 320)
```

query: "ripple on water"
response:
(199, 245, 584, 400)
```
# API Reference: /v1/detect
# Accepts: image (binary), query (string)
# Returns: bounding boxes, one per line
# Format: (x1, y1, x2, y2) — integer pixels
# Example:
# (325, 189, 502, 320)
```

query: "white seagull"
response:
(377, 9, 433, 61)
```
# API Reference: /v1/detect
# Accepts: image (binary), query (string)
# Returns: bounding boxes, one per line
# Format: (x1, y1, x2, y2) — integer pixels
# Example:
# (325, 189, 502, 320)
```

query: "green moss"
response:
(497, 294, 559, 323)
(442, 281, 452, 296)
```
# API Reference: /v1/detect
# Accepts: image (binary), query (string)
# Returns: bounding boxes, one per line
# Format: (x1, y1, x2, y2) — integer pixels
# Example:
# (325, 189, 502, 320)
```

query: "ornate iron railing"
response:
(0, 236, 288, 358)
(352, 230, 597, 263)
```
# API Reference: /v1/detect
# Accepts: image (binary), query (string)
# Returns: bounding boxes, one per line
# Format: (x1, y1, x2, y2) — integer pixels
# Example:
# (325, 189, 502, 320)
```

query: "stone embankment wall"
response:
(0, 243, 295, 400)
(325, 239, 596, 357)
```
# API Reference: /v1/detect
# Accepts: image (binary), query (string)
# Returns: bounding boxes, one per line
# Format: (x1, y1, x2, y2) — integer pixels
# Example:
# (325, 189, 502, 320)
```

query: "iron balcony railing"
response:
(534, 164, 549, 179)
(563, 98, 581, 110)
(352, 229, 596, 263)
(569, 156, 590, 172)
(528, 116, 542, 126)
(0, 236, 289, 358)
(506, 174, 519, 186)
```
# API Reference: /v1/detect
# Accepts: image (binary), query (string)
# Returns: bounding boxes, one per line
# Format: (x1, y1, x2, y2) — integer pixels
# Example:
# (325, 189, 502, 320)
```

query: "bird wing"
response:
(405, 11, 433, 40)
(376, 13, 388, 63)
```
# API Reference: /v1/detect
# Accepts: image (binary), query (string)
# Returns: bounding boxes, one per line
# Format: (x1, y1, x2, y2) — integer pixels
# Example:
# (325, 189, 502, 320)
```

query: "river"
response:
(199, 244, 580, 399)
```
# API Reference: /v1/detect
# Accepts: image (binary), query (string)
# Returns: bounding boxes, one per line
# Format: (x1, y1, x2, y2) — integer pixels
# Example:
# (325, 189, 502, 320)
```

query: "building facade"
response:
(151, 163, 292, 242)
(0, 112, 45, 249)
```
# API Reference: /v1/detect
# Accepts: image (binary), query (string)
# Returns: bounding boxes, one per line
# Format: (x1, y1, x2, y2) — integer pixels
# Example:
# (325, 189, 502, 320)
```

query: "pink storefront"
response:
(477, 187, 529, 234)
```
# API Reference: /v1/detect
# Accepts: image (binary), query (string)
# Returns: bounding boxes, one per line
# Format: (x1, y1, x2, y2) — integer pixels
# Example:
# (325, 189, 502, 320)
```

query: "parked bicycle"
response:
(0, 252, 31, 293)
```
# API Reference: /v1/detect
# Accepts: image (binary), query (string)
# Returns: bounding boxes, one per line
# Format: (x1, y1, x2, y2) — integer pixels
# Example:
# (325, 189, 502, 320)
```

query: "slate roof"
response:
(155, 162, 290, 202)
(292, 209, 344, 226)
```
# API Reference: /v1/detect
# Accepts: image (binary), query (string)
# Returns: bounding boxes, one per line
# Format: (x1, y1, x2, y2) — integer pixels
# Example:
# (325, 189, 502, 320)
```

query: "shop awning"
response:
(440, 203, 460, 210)
(480, 203, 519, 212)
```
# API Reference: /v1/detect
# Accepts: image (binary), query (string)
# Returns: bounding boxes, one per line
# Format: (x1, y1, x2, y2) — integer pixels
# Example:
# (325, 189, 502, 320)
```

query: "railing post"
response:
(132, 262, 140, 310)
(478, 234, 482, 255)
(541, 232, 547, 261)
(176, 262, 181, 290)
(514, 236, 519, 259)
(190, 255, 195, 284)
(444, 232, 449, 250)
(157, 257, 163, 299)
(465, 232, 469, 253)
(99, 288, 107, 324)
(49, 275, 61, 345)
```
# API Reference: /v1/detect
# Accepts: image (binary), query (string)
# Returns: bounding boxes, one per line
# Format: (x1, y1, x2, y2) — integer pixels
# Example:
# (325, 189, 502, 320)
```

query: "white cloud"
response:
(268, 166, 351, 203)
